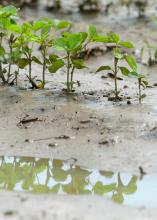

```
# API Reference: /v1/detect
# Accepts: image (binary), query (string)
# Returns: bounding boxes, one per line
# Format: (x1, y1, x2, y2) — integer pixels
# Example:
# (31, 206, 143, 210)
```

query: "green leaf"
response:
(92, 35, 110, 43)
(49, 54, 59, 63)
(129, 71, 138, 77)
(119, 41, 134, 49)
(88, 25, 97, 40)
(18, 58, 29, 69)
(112, 193, 124, 204)
(119, 66, 130, 76)
(108, 33, 120, 44)
(32, 56, 42, 65)
(141, 80, 148, 87)
(141, 94, 147, 99)
(72, 59, 86, 69)
(96, 65, 112, 72)
(33, 20, 45, 31)
(53, 33, 83, 52)
(0, 46, 5, 56)
(94, 182, 116, 195)
(125, 55, 137, 71)
(114, 48, 123, 59)
(53, 19, 71, 30)
(48, 60, 64, 73)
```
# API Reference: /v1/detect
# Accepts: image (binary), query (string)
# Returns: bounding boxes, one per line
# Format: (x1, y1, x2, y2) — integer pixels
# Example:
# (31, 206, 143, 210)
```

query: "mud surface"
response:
(1, 0, 157, 219)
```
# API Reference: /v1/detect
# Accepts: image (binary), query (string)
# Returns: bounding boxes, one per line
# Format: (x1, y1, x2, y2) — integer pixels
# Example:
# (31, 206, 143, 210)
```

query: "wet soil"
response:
(1, 0, 157, 219)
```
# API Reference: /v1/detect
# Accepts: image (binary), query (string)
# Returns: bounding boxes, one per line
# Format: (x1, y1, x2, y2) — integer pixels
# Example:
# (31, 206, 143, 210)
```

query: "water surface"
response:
(0, 156, 156, 207)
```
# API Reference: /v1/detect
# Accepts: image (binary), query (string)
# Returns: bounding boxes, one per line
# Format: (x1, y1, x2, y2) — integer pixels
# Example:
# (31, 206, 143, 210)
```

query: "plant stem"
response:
(16, 67, 20, 86)
(0, 63, 6, 83)
(7, 45, 12, 83)
(114, 57, 119, 100)
(42, 47, 46, 88)
(138, 78, 141, 104)
(67, 52, 70, 93)
(29, 56, 32, 80)
(70, 66, 75, 91)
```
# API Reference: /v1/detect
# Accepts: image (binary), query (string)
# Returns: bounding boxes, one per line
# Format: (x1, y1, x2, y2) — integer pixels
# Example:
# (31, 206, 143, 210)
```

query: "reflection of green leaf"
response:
(52, 160, 69, 181)
(112, 193, 124, 204)
(32, 184, 48, 193)
(124, 176, 138, 195)
(99, 170, 114, 178)
(50, 184, 60, 193)
(94, 182, 116, 195)
(0, 156, 139, 203)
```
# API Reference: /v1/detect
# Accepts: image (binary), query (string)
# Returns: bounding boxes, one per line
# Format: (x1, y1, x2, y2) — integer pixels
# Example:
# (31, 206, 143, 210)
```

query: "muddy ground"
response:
(1, 0, 157, 219)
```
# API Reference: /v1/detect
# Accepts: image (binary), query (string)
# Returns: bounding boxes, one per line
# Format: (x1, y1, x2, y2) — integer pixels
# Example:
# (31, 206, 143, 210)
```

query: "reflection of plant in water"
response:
(0, 156, 138, 204)
(112, 173, 138, 203)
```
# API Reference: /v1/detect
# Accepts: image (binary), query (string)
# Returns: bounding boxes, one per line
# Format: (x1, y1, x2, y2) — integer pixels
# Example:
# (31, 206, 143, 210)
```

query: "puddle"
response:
(0, 156, 156, 208)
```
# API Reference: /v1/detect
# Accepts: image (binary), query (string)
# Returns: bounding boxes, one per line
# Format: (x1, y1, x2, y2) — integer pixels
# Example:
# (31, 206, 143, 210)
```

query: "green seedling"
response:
(14, 22, 41, 88)
(52, 25, 97, 93)
(96, 33, 134, 101)
(32, 18, 71, 88)
(0, 5, 20, 84)
(125, 55, 148, 104)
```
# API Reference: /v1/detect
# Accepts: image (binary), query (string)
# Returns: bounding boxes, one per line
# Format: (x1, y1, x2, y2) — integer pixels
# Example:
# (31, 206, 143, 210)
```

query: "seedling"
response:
(125, 54, 148, 104)
(14, 22, 42, 88)
(52, 25, 98, 93)
(0, 5, 20, 84)
(96, 33, 134, 101)
(32, 18, 71, 88)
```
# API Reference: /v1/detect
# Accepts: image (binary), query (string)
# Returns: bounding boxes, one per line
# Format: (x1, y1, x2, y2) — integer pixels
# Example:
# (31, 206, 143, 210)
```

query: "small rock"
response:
(80, 120, 91, 124)
(127, 100, 131, 105)
(4, 211, 16, 216)
(48, 143, 58, 148)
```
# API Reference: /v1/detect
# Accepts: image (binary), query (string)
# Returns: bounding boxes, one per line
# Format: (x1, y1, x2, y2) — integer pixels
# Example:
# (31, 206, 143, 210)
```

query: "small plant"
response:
(15, 22, 39, 88)
(0, 5, 20, 84)
(125, 55, 148, 104)
(96, 33, 134, 101)
(32, 18, 71, 88)
(52, 25, 98, 93)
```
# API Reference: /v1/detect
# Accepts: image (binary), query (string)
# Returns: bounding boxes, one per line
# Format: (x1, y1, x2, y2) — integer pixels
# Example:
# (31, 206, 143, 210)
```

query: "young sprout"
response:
(96, 33, 134, 101)
(33, 18, 71, 88)
(0, 5, 20, 84)
(52, 25, 97, 94)
(15, 22, 40, 88)
(125, 54, 148, 104)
